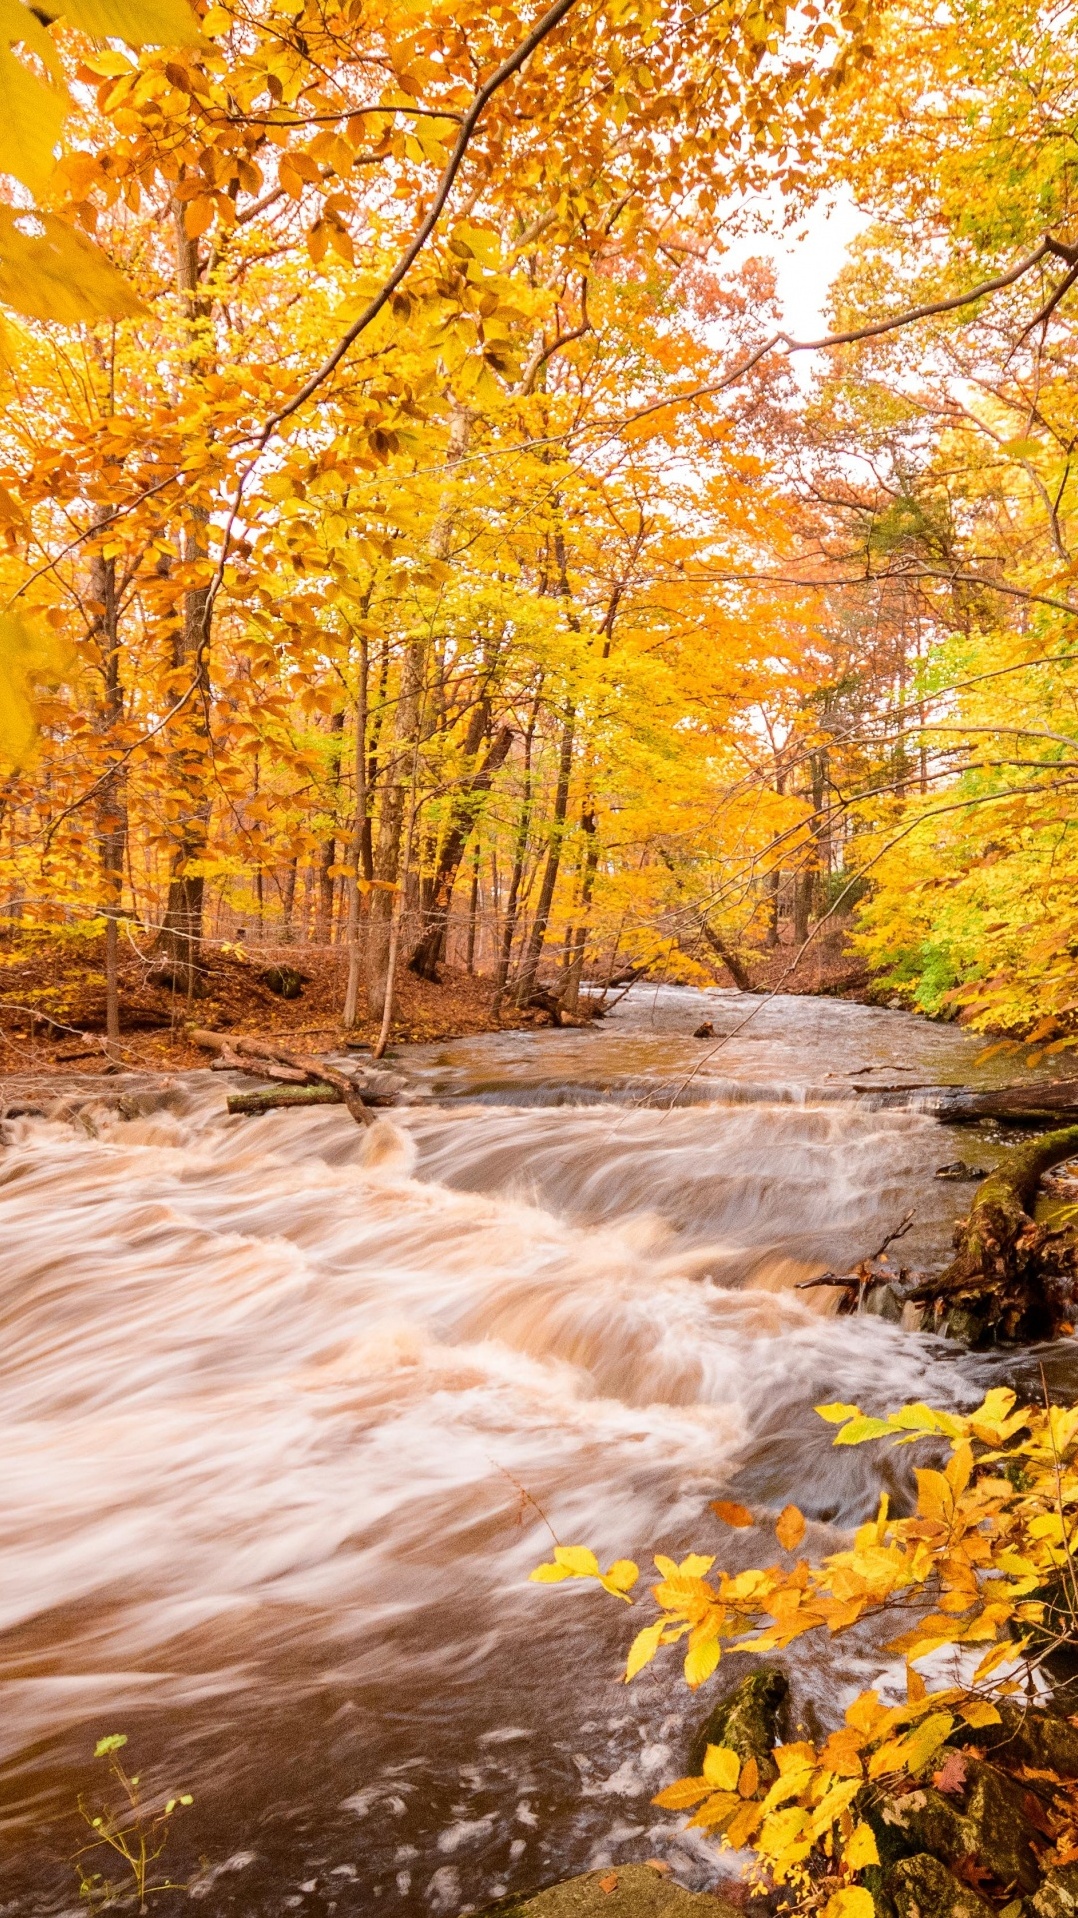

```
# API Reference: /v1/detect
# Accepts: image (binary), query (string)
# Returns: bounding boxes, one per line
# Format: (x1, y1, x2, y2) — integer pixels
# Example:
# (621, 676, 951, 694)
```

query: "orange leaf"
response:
(711, 1499, 754, 1528)
(599, 1873, 618, 1894)
(776, 1505, 806, 1552)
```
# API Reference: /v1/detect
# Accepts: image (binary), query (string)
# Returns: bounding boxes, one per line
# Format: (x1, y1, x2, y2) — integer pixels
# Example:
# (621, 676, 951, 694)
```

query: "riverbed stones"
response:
(885, 1853, 996, 1918)
(688, 1667, 788, 1780)
(480, 1865, 742, 1918)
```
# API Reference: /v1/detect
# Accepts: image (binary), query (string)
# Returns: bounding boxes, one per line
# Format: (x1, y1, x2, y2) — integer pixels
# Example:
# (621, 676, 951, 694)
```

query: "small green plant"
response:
(74, 1734, 192, 1913)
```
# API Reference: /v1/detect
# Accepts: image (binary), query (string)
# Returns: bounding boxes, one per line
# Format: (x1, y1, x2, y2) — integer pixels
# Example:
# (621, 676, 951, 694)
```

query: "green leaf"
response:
(93, 1734, 127, 1757)
(0, 206, 145, 323)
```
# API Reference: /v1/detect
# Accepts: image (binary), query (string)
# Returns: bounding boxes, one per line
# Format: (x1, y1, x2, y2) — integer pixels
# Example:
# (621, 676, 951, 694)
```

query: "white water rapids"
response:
(0, 988, 1068, 1915)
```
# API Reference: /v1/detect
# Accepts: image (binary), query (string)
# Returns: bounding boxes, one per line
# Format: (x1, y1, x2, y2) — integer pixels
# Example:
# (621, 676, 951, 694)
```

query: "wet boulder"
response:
(885, 1853, 995, 1918)
(688, 1667, 788, 1781)
(479, 1865, 741, 1918)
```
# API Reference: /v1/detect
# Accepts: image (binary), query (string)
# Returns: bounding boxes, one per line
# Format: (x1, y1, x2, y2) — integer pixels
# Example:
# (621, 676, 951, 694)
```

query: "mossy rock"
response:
(477, 1866, 742, 1918)
(869, 1758, 1039, 1894)
(1033, 1862, 1078, 1917)
(966, 1698, 1078, 1776)
(885, 1853, 995, 1918)
(688, 1667, 788, 1779)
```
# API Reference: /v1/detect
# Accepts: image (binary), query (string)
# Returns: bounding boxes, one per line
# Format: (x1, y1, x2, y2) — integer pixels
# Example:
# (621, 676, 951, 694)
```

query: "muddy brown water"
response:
(0, 988, 1069, 1915)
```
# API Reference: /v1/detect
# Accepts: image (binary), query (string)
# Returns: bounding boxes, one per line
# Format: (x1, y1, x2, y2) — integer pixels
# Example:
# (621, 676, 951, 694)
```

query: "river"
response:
(0, 987, 1070, 1915)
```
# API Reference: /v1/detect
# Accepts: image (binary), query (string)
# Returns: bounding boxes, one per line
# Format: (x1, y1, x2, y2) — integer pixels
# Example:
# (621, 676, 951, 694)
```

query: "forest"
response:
(3, 0, 1077, 1050)
(12, 2, 1078, 1918)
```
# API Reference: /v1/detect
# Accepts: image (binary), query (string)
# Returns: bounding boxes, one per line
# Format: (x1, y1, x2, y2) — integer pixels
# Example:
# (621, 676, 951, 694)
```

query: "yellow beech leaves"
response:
(532, 1385, 1078, 1899)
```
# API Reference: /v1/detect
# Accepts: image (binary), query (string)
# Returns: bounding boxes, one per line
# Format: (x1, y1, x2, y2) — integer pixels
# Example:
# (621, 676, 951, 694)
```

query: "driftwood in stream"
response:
(189, 1029, 402, 1127)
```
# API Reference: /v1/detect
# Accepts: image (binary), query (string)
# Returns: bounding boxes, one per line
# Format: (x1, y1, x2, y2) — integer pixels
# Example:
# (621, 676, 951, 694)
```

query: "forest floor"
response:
(0, 934, 540, 1077)
(0, 920, 878, 1078)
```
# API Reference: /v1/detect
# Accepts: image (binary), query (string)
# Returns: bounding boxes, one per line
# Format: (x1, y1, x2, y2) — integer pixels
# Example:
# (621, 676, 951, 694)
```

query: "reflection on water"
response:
(0, 988, 1067, 1913)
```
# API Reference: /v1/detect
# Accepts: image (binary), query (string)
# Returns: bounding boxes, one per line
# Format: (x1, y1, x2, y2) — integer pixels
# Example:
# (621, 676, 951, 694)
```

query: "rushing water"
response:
(0, 987, 1073, 1916)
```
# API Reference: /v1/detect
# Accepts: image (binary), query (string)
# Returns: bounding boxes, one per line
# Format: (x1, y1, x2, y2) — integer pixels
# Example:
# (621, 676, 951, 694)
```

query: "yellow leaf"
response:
(184, 197, 216, 240)
(553, 1546, 599, 1577)
(823, 1890, 875, 1918)
(599, 1558, 638, 1601)
(55, 0, 201, 41)
(0, 32, 66, 197)
(688, 1789, 741, 1830)
(702, 1745, 741, 1791)
(724, 1799, 764, 1848)
(711, 1500, 754, 1527)
(625, 1620, 664, 1680)
(684, 1636, 721, 1688)
(0, 611, 66, 770)
(958, 1700, 1001, 1728)
(651, 1775, 713, 1809)
(529, 1561, 573, 1584)
(0, 206, 144, 323)
(776, 1505, 806, 1552)
(816, 1402, 860, 1424)
(868, 1711, 954, 1778)
(845, 1822, 879, 1868)
(833, 1416, 893, 1446)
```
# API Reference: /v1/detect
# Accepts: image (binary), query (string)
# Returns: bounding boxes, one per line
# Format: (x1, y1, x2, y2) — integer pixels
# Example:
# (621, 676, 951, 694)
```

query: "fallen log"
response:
(904, 1125, 1078, 1344)
(190, 1028, 376, 1127)
(935, 1079, 1078, 1125)
(851, 1076, 1078, 1124)
(227, 1085, 349, 1115)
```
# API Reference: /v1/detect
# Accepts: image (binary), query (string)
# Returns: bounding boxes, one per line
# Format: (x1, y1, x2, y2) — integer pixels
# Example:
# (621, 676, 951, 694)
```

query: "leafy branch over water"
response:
(533, 1388, 1078, 1914)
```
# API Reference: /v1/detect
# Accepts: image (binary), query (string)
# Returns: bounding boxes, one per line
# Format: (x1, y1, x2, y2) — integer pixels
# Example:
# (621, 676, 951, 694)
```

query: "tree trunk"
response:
(409, 721, 513, 981)
(494, 709, 536, 994)
(466, 842, 481, 973)
(562, 805, 598, 1013)
(793, 866, 812, 946)
(156, 201, 212, 994)
(90, 517, 125, 1044)
(281, 859, 298, 944)
(343, 635, 369, 1029)
(515, 705, 575, 1003)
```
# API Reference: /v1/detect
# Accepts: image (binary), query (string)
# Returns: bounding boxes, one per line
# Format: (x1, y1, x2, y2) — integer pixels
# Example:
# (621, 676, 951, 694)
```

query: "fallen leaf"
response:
(933, 1751, 968, 1795)
(711, 1500, 754, 1528)
(599, 1872, 618, 1893)
(738, 1755, 759, 1798)
(776, 1504, 806, 1552)
(645, 1860, 671, 1874)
